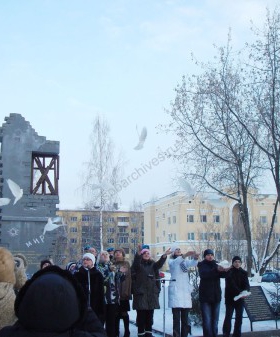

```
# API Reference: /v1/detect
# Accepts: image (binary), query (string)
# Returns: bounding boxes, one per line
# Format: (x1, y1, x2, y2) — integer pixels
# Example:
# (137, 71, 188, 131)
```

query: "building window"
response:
(70, 216, 77, 221)
(70, 238, 77, 243)
(131, 228, 138, 233)
(213, 215, 220, 223)
(163, 230, 166, 237)
(70, 227, 77, 232)
(156, 237, 159, 243)
(200, 233, 208, 240)
(214, 232, 221, 240)
(168, 217, 171, 225)
(82, 226, 89, 234)
(173, 233, 177, 240)
(107, 217, 114, 222)
(118, 217, 129, 222)
(162, 213, 165, 219)
(108, 238, 114, 243)
(260, 216, 267, 224)
(119, 227, 126, 233)
(188, 233, 195, 240)
(187, 214, 194, 223)
(107, 227, 115, 233)
(156, 221, 159, 228)
(173, 216, 176, 223)
(200, 215, 207, 223)
(82, 215, 92, 222)
(118, 236, 128, 244)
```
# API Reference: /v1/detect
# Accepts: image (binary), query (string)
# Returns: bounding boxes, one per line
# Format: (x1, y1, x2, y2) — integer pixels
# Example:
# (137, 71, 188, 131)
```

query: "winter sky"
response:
(0, 0, 278, 210)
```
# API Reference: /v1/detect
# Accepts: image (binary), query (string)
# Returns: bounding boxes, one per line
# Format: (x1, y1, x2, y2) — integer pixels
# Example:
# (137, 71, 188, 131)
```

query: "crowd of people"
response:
(0, 244, 250, 337)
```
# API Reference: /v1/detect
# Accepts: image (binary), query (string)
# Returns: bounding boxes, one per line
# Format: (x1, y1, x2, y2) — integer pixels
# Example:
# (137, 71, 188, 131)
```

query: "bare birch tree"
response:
(82, 115, 124, 251)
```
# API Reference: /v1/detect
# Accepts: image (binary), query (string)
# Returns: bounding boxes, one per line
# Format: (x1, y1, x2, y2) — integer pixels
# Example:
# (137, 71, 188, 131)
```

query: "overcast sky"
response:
(0, 0, 278, 210)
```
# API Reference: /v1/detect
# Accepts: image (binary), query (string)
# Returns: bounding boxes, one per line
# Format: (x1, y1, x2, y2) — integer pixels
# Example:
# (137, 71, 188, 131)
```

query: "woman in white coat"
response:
(168, 247, 199, 337)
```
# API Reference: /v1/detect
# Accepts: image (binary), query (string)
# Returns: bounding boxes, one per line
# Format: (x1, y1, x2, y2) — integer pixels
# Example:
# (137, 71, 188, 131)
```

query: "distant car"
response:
(261, 272, 280, 283)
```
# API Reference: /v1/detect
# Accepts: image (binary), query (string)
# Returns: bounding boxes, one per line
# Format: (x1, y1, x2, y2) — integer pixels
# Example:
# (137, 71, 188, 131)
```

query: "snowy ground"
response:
(128, 273, 280, 336)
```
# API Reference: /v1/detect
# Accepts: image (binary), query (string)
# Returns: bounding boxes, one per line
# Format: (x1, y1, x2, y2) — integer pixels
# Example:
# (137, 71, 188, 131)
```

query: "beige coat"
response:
(0, 248, 27, 330)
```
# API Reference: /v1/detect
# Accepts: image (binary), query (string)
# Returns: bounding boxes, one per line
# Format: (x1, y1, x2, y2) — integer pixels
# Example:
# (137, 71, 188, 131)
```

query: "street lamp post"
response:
(94, 206, 103, 251)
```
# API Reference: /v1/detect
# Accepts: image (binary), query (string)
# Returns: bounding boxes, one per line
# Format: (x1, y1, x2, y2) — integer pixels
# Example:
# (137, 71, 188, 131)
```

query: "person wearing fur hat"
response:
(74, 253, 105, 324)
(132, 244, 171, 337)
(13, 253, 28, 294)
(113, 248, 132, 337)
(222, 256, 250, 337)
(0, 265, 106, 337)
(198, 249, 230, 337)
(168, 247, 199, 337)
(0, 248, 27, 330)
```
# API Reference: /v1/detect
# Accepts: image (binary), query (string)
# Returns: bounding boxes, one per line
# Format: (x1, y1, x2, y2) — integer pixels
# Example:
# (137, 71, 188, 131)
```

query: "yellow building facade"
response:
(143, 191, 280, 269)
(56, 209, 144, 266)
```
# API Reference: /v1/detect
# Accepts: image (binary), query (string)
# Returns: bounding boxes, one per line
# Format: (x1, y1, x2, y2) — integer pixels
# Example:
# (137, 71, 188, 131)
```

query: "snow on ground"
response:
(128, 273, 280, 336)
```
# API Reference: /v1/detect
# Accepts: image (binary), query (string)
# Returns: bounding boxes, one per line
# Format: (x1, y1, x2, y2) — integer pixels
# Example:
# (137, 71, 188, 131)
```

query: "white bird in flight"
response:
(42, 217, 67, 236)
(7, 179, 23, 205)
(0, 198, 11, 206)
(178, 177, 196, 197)
(134, 126, 147, 150)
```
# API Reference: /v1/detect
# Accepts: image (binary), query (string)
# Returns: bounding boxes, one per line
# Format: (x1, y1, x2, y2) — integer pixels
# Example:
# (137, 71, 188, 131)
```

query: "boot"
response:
(115, 317, 120, 337)
(123, 315, 130, 337)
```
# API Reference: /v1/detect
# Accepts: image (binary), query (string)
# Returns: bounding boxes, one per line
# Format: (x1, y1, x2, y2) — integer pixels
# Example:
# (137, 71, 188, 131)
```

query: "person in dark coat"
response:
(74, 252, 105, 323)
(0, 265, 106, 337)
(222, 256, 250, 337)
(132, 244, 171, 337)
(96, 250, 126, 337)
(198, 249, 229, 337)
(113, 248, 132, 337)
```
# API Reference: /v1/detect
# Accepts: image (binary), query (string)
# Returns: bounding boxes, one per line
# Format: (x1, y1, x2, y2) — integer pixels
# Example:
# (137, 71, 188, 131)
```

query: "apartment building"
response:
(56, 209, 144, 266)
(143, 191, 280, 268)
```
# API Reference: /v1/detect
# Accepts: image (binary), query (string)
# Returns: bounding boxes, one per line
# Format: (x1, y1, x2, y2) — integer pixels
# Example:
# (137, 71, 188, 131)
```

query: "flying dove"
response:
(0, 198, 11, 206)
(7, 179, 23, 205)
(178, 178, 196, 196)
(134, 126, 147, 150)
(43, 217, 66, 236)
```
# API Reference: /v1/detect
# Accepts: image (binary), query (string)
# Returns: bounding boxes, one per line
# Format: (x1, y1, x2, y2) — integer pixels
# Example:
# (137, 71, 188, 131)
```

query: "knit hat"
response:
(203, 249, 214, 258)
(142, 244, 150, 249)
(114, 248, 125, 257)
(0, 247, 16, 284)
(140, 248, 150, 255)
(107, 247, 114, 253)
(171, 244, 180, 253)
(232, 256, 242, 264)
(82, 253, 95, 265)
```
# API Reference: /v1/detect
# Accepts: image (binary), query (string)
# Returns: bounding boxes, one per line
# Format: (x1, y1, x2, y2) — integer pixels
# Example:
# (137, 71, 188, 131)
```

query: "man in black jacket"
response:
(222, 256, 250, 337)
(74, 253, 105, 324)
(198, 249, 229, 337)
